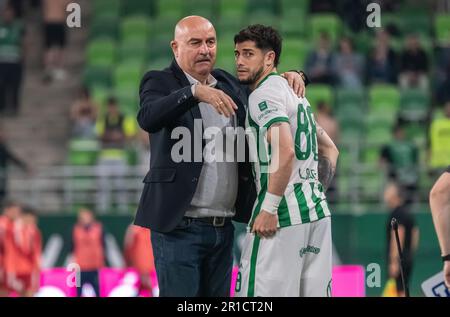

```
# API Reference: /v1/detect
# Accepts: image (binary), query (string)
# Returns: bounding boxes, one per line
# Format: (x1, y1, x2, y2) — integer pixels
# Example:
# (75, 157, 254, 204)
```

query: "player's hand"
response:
(251, 210, 278, 239)
(389, 261, 399, 278)
(444, 261, 450, 288)
(194, 84, 238, 117)
(281, 71, 305, 98)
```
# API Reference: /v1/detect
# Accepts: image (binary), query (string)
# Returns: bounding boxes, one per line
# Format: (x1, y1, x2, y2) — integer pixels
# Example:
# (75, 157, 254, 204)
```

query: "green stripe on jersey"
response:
(263, 117, 290, 129)
(294, 183, 310, 223)
(277, 196, 292, 227)
(310, 182, 325, 219)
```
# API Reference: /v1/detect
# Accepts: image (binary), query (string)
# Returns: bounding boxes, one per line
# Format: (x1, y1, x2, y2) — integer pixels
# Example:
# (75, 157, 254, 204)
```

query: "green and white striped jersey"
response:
(245, 73, 331, 228)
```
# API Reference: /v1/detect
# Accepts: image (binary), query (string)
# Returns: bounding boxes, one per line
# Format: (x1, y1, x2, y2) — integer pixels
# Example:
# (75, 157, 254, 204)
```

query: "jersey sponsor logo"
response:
(258, 101, 268, 111)
(299, 245, 321, 258)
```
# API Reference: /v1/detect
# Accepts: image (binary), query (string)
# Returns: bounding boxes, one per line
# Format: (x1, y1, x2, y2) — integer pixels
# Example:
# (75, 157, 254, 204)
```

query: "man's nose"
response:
(199, 42, 209, 55)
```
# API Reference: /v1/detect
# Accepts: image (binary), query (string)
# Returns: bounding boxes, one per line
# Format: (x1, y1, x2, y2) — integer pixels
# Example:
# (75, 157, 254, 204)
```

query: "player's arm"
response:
(252, 122, 295, 238)
(316, 124, 339, 191)
(429, 171, 450, 287)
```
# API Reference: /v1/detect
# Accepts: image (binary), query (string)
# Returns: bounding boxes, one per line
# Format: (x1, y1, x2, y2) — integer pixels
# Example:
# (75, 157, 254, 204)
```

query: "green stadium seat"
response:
(91, 85, 111, 114)
(361, 173, 384, 200)
(149, 16, 178, 41)
(280, 13, 306, 37)
(157, 0, 184, 18)
(114, 61, 144, 90)
(337, 146, 352, 172)
(246, 0, 279, 16)
(68, 139, 100, 165)
(120, 15, 152, 43)
(247, 12, 280, 29)
(400, 89, 430, 121)
(336, 103, 365, 126)
(149, 38, 173, 59)
(281, 39, 310, 70)
(83, 66, 113, 89)
(86, 38, 117, 68)
(115, 88, 139, 116)
(336, 88, 366, 110)
(340, 123, 363, 147)
(280, 0, 309, 16)
(219, 0, 246, 19)
(306, 84, 333, 111)
(404, 122, 427, 147)
(435, 14, 450, 46)
(89, 15, 119, 39)
(362, 145, 381, 166)
(147, 57, 173, 71)
(365, 122, 392, 147)
(310, 13, 342, 44)
(184, 0, 215, 20)
(91, 0, 121, 19)
(122, 0, 156, 17)
(400, 14, 431, 37)
(118, 40, 150, 65)
(368, 84, 400, 121)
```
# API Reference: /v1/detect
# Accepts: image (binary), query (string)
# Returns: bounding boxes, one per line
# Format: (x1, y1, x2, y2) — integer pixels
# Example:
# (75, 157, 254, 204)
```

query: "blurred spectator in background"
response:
(380, 124, 419, 205)
(367, 29, 398, 84)
(0, 3, 25, 116)
(124, 224, 154, 296)
(0, 200, 22, 297)
(70, 86, 98, 139)
(0, 126, 31, 206)
(429, 102, 450, 171)
(42, 0, 70, 82)
(315, 100, 339, 203)
(305, 32, 335, 84)
(399, 34, 429, 90)
(332, 37, 364, 88)
(436, 61, 450, 105)
(70, 208, 106, 297)
(6, 205, 41, 297)
(384, 182, 419, 297)
(95, 97, 136, 214)
(315, 101, 340, 144)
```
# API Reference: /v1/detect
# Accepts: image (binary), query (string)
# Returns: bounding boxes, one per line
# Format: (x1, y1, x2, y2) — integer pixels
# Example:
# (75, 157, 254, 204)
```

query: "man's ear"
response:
(265, 51, 276, 67)
(171, 40, 178, 58)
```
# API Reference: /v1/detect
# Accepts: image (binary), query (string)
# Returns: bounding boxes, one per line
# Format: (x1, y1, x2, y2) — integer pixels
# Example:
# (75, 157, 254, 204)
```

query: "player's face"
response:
(172, 24, 217, 80)
(235, 41, 267, 85)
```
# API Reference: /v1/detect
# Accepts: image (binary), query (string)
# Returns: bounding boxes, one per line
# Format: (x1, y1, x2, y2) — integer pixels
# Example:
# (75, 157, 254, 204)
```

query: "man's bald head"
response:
(171, 16, 217, 83)
(174, 16, 215, 41)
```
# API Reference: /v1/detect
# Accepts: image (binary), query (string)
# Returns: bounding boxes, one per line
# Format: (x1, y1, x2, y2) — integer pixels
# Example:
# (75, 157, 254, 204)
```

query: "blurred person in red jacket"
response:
(0, 200, 21, 297)
(69, 208, 106, 297)
(4, 205, 42, 297)
(124, 224, 155, 294)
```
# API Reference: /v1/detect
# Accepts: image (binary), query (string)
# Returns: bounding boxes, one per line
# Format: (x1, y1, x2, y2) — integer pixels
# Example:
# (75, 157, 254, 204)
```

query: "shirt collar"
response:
(184, 71, 217, 88)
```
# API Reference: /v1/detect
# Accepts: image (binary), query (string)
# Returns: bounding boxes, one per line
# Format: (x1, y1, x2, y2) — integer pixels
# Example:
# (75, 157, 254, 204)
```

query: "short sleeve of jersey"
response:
(248, 77, 289, 129)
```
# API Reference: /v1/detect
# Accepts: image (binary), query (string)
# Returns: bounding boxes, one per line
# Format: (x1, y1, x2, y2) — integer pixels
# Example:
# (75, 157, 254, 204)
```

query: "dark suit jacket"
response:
(134, 60, 256, 233)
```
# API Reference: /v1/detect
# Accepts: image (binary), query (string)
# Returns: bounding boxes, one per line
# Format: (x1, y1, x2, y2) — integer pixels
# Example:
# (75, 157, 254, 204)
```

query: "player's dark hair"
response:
(234, 24, 282, 67)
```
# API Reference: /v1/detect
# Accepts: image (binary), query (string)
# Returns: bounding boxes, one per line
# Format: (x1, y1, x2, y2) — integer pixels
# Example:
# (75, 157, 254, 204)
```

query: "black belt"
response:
(184, 216, 231, 227)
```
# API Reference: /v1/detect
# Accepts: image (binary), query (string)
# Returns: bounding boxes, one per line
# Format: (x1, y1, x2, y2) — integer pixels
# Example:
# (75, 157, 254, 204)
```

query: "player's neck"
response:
(251, 67, 277, 90)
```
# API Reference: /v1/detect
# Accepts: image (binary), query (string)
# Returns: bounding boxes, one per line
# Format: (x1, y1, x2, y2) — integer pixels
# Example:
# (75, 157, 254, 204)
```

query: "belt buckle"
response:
(213, 217, 225, 227)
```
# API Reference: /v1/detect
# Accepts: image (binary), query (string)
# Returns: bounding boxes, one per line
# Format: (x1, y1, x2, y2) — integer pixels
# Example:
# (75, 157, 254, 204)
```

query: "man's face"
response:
(235, 41, 267, 85)
(78, 210, 94, 225)
(172, 23, 217, 79)
(4, 205, 21, 220)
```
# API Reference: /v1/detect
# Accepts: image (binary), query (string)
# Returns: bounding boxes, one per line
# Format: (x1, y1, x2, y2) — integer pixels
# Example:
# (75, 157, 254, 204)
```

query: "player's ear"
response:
(265, 50, 276, 67)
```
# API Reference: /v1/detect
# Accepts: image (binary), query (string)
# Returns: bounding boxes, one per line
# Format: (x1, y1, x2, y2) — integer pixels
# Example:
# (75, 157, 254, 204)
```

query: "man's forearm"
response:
(430, 177, 450, 255)
(316, 125, 339, 191)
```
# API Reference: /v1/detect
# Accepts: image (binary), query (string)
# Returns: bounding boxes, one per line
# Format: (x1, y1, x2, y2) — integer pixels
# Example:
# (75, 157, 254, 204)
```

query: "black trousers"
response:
(0, 62, 23, 115)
